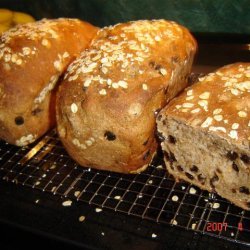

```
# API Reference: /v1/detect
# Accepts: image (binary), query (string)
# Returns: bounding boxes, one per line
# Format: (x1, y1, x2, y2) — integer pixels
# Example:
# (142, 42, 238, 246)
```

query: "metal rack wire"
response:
(0, 130, 249, 246)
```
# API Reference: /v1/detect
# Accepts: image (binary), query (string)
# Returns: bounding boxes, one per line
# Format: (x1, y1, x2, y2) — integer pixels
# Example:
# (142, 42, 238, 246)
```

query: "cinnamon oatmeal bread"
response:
(157, 63, 250, 210)
(0, 18, 98, 146)
(56, 19, 197, 173)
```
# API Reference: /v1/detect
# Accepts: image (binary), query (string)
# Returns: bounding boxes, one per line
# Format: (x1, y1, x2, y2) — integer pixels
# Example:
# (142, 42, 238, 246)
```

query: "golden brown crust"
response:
(158, 63, 250, 210)
(0, 18, 98, 146)
(161, 63, 250, 149)
(57, 19, 197, 173)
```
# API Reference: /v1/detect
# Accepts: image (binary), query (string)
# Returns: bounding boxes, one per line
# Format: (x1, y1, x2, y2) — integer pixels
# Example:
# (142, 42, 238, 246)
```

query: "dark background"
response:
(1, 0, 250, 34)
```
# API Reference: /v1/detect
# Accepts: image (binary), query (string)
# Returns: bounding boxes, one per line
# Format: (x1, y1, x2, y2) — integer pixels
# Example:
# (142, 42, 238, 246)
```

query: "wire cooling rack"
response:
(0, 130, 249, 246)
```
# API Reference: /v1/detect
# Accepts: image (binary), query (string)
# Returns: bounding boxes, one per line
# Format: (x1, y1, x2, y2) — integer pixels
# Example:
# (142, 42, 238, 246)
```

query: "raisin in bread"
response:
(0, 18, 98, 146)
(56, 19, 197, 173)
(157, 63, 250, 210)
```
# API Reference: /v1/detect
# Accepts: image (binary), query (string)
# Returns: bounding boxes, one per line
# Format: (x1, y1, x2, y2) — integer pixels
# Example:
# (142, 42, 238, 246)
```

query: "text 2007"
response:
(206, 222, 228, 232)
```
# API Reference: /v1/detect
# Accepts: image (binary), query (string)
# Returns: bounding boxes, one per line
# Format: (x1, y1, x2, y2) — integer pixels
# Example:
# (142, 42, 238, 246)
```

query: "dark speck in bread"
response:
(187, 73, 204, 85)
(210, 174, 219, 189)
(239, 186, 250, 195)
(31, 107, 42, 116)
(232, 162, 239, 172)
(226, 151, 238, 161)
(185, 172, 194, 180)
(157, 114, 162, 121)
(15, 116, 24, 125)
(168, 135, 176, 144)
(169, 151, 176, 162)
(216, 168, 222, 174)
(190, 165, 198, 172)
(177, 165, 184, 172)
(104, 131, 116, 141)
(164, 151, 170, 161)
(241, 154, 250, 164)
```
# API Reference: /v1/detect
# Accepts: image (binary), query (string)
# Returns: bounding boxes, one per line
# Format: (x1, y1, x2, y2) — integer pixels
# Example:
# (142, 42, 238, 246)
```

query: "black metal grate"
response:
(0, 129, 249, 246)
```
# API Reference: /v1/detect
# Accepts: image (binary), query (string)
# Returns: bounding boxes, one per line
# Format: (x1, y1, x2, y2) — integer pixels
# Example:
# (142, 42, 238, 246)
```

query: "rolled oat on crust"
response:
(157, 63, 250, 210)
(0, 18, 98, 146)
(57, 19, 197, 173)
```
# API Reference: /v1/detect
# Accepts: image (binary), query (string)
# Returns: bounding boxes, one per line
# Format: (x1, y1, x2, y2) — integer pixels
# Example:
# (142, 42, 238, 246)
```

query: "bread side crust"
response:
(157, 63, 250, 210)
(0, 18, 98, 146)
(56, 19, 197, 173)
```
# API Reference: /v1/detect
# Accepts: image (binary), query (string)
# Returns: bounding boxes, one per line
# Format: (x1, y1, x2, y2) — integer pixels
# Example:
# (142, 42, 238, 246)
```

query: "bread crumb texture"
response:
(158, 63, 250, 210)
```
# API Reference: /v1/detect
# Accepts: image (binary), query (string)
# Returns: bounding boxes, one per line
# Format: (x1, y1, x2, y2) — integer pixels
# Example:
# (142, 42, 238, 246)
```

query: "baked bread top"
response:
(0, 18, 97, 113)
(0, 18, 98, 145)
(64, 19, 196, 100)
(159, 63, 250, 151)
(57, 19, 197, 173)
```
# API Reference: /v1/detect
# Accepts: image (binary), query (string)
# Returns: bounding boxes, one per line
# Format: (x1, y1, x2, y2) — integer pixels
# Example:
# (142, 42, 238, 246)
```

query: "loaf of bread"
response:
(0, 18, 98, 146)
(56, 19, 197, 173)
(157, 63, 250, 210)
